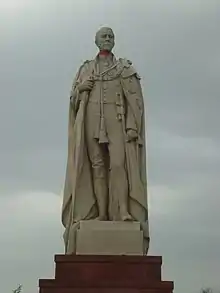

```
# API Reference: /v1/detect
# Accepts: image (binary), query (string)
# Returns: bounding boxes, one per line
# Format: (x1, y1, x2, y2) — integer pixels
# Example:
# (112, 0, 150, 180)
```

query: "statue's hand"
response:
(127, 129, 138, 141)
(78, 78, 94, 93)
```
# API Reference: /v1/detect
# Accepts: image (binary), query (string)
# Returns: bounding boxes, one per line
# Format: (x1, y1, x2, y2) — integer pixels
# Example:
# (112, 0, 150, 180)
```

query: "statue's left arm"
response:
(120, 59, 144, 137)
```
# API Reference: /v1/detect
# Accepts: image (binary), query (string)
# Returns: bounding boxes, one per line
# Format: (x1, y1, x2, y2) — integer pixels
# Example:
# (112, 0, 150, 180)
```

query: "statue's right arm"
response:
(69, 61, 91, 109)
(70, 66, 84, 104)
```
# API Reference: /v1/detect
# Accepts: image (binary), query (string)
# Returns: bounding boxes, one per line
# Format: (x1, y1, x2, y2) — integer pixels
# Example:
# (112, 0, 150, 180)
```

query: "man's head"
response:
(95, 27, 115, 52)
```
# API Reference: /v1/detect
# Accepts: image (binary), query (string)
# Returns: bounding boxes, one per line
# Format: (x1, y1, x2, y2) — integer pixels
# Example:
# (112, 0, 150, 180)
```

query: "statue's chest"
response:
(87, 60, 124, 104)
(93, 60, 124, 81)
(90, 76, 123, 103)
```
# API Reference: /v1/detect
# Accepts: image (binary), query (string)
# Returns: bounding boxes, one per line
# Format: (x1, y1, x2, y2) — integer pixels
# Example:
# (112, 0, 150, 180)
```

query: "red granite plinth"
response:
(39, 255, 174, 293)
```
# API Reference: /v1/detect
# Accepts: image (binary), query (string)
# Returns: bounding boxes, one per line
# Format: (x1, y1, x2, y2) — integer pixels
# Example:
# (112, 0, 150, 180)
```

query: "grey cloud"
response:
(0, 0, 220, 293)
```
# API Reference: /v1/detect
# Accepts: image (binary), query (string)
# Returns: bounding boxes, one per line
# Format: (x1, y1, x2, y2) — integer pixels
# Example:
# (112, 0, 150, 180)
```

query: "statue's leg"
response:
(92, 152, 108, 221)
(85, 105, 108, 220)
(105, 105, 132, 221)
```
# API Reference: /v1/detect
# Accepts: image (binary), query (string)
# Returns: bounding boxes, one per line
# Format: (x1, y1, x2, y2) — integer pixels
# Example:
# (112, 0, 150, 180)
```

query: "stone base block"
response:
(75, 221, 144, 255)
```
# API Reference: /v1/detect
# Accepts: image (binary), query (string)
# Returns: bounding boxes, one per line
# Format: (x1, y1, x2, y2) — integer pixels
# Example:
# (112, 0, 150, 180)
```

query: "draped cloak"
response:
(61, 56, 150, 254)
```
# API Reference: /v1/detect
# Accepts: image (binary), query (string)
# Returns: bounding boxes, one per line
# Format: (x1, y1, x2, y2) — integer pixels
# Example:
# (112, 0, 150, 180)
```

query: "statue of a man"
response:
(62, 27, 149, 254)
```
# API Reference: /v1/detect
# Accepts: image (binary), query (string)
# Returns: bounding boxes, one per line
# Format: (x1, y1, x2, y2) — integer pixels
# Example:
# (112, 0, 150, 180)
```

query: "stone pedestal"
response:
(39, 255, 174, 293)
(76, 221, 144, 255)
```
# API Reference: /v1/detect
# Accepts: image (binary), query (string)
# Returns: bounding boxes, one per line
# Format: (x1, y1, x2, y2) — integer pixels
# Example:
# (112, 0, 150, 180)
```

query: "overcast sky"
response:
(0, 0, 220, 292)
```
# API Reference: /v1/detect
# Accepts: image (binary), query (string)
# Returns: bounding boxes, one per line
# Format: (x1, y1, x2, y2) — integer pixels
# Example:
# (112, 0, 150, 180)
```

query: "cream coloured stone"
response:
(75, 220, 144, 255)
(62, 27, 149, 255)
(79, 220, 141, 231)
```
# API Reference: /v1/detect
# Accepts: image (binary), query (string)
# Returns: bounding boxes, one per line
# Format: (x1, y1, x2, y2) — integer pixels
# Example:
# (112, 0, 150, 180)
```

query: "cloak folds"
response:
(62, 58, 149, 254)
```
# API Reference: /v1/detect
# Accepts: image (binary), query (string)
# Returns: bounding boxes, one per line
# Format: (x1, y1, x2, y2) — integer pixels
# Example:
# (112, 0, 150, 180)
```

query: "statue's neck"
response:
(99, 50, 112, 57)
(95, 51, 115, 70)
(98, 50, 113, 60)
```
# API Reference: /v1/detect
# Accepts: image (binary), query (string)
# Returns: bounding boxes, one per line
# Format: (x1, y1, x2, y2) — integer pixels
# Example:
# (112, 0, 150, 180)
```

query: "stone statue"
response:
(62, 27, 149, 254)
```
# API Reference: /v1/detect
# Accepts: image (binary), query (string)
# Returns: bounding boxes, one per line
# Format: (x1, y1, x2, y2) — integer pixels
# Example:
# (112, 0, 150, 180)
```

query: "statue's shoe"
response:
(94, 215, 108, 221)
(121, 212, 133, 221)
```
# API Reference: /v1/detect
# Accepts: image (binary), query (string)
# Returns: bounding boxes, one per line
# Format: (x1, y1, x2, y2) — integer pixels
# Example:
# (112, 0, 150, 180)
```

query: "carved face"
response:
(95, 27, 115, 52)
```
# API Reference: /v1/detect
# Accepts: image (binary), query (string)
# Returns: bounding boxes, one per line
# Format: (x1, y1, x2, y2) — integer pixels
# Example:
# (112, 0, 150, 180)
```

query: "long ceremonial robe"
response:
(62, 56, 149, 254)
